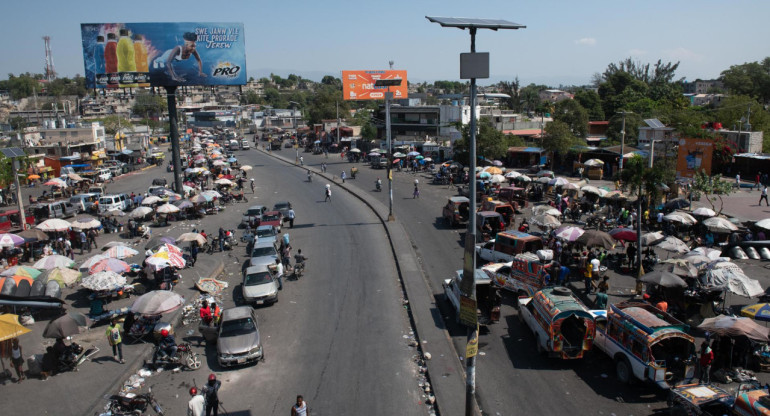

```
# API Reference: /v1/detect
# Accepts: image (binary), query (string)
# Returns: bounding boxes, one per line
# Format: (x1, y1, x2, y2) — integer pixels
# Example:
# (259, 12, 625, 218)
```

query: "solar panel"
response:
(644, 119, 666, 129)
(425, 16, 526, 30)
(0, 147, 26, 158)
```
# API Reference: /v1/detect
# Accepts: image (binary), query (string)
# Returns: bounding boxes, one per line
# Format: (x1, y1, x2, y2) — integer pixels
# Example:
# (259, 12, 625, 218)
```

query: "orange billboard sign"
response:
(676, 138, 714, 179)
(342, 70, 408, 101)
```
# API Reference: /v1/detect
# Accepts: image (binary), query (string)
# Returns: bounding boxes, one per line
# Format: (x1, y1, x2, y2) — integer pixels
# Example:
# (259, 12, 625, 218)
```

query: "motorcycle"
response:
(224, 230, 238, 247)
(375, 181, 382, 192)
(207, 237, 233, 253)
(109, 387, 164, 415)
(293, 260, 306, 279)
(56, 342, 99, 373)
(149, 342, 201, 370)
(307, 172, 313, 182)
(232, 193, 248, 203)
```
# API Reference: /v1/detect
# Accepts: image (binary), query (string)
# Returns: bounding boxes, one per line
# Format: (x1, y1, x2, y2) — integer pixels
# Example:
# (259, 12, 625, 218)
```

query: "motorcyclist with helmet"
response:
(153, 329, 177, 364)
(203, 373, 221, 416)
(375, 178, 382, 191)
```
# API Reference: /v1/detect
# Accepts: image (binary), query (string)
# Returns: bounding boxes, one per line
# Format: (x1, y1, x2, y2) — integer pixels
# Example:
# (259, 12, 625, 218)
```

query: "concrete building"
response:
(538, 89, 573, 103)
(682, 79, 724, 94)
(637, 118, 677, 146)
(718, 129, 764, 154)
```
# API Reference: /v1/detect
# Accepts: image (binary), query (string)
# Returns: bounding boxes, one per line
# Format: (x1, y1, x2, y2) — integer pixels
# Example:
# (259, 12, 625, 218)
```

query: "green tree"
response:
(6, 73, 42, 100)
(553, 99, 589, 138)
(720, 58, 770, 104)
(542, 120, 577, 170)
(306, 85, 346, 126)
(452, 118, 515, 163)
(574, 89, 605, 121)
(132, 93, 166, 118)
(8, 117, 28, 132)
(498, 78, 520, 111)
(96, 115, 133, 136)
(714, 95, 770, 152)
(690, 170, 735, 215)
(240, 90, 260, 105)
(606, 111, 643, 146)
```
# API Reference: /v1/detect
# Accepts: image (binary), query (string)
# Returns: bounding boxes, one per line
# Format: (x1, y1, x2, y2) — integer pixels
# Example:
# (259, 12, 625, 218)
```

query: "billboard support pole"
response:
(164, 86, 184, 197)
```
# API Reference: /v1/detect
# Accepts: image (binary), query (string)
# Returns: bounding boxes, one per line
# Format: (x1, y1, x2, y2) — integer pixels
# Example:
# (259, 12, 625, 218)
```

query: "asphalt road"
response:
(100, 147, 430, 416)
(297, 150, 671, 416)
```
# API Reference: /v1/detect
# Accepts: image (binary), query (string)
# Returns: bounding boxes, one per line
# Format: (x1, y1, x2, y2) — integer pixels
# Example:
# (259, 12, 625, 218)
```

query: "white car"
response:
(242, 264, 278, 306)
(475, 239, 515, 263)
(97, 168, 112, 183)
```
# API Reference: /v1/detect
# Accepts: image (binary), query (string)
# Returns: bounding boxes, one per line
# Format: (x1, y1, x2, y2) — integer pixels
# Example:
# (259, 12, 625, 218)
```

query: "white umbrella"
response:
(129, 206, 154, 218)
(532, 205, 557, 216)
(704, 217, 738, 233)
(70, 217, 102, 230)
(177, 233, 207, 245)
(504, 171, 521, 179)
(131, 290, 185, 315)
(240, 165, 253, 172)
(348, 148, 361, 153)
(692, 207, 716, 217)
(156, 203, 180, 214)
(554, 226, 584, 242)
(535, 177, 551, 184)
(756, 218, 770, 230)
(581, 185, 601, 195)
(201, 190, 222, 199)
(663, 212, 697, 225)
(548, 177, 570, 186)
(489, 174, 506, 184)
(597, 188, 609, 197)
(214, 178, 233, 186)
(103, 241, 130, 249)
(657, 236, 690, 254)
(141, 196, 162, 206)
(36, 218, 72, 232)
(33, 255, 76, 270)
(688, 247, 725, 261)
(532, 214, 561, 229)
(583, 159, 604, 167)
(407, 151, 420, 157)
(212, 160, 227, 167)
(105, 246, 139, 259)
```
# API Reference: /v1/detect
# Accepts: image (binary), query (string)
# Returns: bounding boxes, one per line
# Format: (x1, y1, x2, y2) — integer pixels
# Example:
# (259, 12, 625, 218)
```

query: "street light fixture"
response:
(427, 15, 525, 416)
(374, 78, 403, 222)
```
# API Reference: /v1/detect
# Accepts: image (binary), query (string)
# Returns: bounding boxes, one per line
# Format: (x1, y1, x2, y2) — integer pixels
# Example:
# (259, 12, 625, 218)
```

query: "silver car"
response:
(242, 264, 278, 306)
(217, 306, 264, 367)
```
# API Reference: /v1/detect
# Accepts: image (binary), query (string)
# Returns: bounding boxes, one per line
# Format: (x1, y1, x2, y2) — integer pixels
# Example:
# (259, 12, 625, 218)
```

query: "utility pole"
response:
(618, 111, 630, 172)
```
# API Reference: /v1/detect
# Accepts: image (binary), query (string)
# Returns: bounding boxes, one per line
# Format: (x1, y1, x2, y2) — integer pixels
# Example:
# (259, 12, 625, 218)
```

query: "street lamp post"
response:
(374, 79, 403, 222)
(618, 110, 631, 172)
(427, 16, 525, 416)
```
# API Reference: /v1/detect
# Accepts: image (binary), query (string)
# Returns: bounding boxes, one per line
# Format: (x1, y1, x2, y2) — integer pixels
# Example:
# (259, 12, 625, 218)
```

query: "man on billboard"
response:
(153, 32, 206, 83)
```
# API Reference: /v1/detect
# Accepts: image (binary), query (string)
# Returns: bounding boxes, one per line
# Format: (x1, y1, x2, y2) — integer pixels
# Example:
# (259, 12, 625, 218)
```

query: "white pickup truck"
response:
(475, 239, 514, 263)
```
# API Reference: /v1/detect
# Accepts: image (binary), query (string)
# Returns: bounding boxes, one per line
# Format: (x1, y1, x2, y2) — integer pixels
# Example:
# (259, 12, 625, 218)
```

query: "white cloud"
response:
(628, 48, 647, 56)
(663, 47, 703, 61)
(575, 37, 596, 46)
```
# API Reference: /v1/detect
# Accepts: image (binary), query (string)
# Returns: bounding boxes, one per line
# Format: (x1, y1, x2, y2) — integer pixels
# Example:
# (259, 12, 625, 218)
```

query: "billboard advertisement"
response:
(81, 22, 246, 88)
(676, 138, 714, 179)
(342, 70, 408, 100)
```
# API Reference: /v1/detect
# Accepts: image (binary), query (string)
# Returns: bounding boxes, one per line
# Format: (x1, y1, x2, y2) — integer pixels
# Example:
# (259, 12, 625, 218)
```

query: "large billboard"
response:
(342, 70, 408, 100)
(81, 22, 246, 88)
(676, 138, 714, 179)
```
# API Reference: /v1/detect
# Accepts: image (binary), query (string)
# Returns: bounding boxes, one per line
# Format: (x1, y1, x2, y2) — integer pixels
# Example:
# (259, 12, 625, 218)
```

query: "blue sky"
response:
(3, 0, 769, 86)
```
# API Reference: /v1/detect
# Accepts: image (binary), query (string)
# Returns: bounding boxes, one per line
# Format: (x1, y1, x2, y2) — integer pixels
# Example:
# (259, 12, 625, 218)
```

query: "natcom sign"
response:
(81, 22, 247, 88)
(676, 138, 714, 179)
(342, 70, 408, 101)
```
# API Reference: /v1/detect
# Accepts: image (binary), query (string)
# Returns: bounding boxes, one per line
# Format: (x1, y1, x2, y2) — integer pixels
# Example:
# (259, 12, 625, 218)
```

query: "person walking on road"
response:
(106, 319, 124, 364)
(203, 373, 221, 416)
(10, 338, 24, 383)
(88, 228, 98, 250)
(413, 179, 420, 199)
(218, 227, 225, 252)
(321, 162, 327, 173)
(188, 387, 205, 416)
(250, 178, 255, 193)
(340, 171, 346, 183)
(291, 395, 308, 416)
(699, 341, 714, 384)
(760, 185, 769, 206)
(287, 207, 295, 228)
(79, 231, 88, 254)
(274, 258, 284, 290)
(324, 185, 331, 202)
(736, 173, 741, 189)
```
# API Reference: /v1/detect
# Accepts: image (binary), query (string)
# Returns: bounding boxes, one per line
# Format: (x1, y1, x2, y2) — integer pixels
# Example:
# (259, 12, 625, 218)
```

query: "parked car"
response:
(242, 264, 279, 306)
(249, 240, 280, 268)
(216, 306, 264, 367)
(442, 196, 470, 227)
(260, 211, 283, 233)
(254, 224, 278, 246)
(240, 140, 250, 150)
(97, 168, 112, 183)
(241, 205, 267, 227)
(88, 186, 106, 197)
(69, 193, 99, 214)
(272, 202, 292, 222)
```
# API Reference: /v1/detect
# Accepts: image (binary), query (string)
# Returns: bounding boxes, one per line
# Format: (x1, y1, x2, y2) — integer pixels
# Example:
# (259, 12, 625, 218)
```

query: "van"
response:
(518, 286, 596, 359)
(99, 193, 132, 213)
(482, 252, 553, 297)
(69, 193, 99, 214)
(88, 186, 106, 197)
(592, 301, 696, 388)
(97, 168, 112, 183)
(476, 231, 544, 263)
(229, 140, 240, 151)
(31, 201, 77, 220)
(442, 196, 470, 227)
(240, 140, 250, 150)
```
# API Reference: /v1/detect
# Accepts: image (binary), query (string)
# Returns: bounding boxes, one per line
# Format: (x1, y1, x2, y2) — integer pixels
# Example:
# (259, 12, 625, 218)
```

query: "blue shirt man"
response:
(558, 265, 570, 285)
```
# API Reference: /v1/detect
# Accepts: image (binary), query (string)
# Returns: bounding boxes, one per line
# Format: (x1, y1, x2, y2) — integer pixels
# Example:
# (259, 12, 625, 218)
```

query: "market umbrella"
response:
(741, 304, 770, 322)
(492, 160, 503, 167)
(548, 177, 570, 186)
(89, 258, 130, 274)
(698, 315, 769, 342)
(156, 203, 180, 214)
(368, 152, 381, 157)
(18, 228, 49, 242)
(639, 268, 688, 288)
(478, 172, 491, 179)
(640, 231, 665, 246)
(348, 148, 361, 153)
(583, 159, 604, 167)
(704, 217, 738, 233)
(537, 170, 554, 178)
(0, 314, 31, 342)
(756, 218, 770, 230)
(80, 254, 110, 270)
(141, 195, 162, 206)
(532, 214, 561, 229)
(1, 266, 42, 279)
(153, 245, 186, 268)
(174, 200, 194, 210)
(33, 255, 76, 270)
(201, 190, 221, 199)
(145, 256, 172, 271)
(27, 174, 41, 180)
(189, 194, 212, 204)
(504, 171, 521, 179)
(562, 182, 580, 191)
(177, 232, 207, 245)
(212, 160, 227, 167)
(227, 157, 237, 163)
(489, 174, 506, 184)
(67, 173, 84, 182)
(604, 190, 626, 200)
(103, 241, 130, 249)
(407, 151, 420, 157)
(131, 290, 185, 315)
(609, 227, 638, 242)
(692, 207, 717, 217)
(44, 178, 68, 188)
(145, 236, 170, 251)
(101, 209, 126, 218)
(554, 226, 585, 242)
(483, 167, 503, 175)
(575, 230, 616, 249)
(515, 175, 532, 183)
(0, 275, 33, 290)
(105, 246, 139, 259)
(659, 259, 699, 278)
(393, 152, 406, 158)
(0, 233, 26, 248)
(43, 311, 92, 339)
(663, 212, 697, 225)
(47, 267, 82, 287)
(682, 254, 712, 270)
(36, 218, 72, 232)
(535, 176, 550, 184)
(532, 206, 562, 217)
(240, 165, 252, 172)
(129, 206, 154, 218)
(665, 198, 691, 211)
(70, 216, 101, 230)
(81, 270, 126, 291)
(657, 236, 690, 254)
(580, 185, 601, 195)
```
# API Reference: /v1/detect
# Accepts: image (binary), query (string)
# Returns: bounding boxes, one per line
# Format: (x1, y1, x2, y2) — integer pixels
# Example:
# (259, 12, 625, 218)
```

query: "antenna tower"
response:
(43, 36, 56, 82)
(389, 60, 394, 70)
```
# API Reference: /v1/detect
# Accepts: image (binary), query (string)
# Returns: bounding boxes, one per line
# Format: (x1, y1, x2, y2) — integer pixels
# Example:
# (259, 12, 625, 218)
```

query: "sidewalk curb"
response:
(257, 148, 468, 416)
(86, 257, 225, 415)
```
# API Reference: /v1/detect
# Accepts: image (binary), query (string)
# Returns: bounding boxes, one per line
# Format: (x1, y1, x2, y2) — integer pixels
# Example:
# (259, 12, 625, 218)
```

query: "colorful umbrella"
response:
(151, 249, 186, 269)
(0, 314, 31, 342)
(609, 227, 638, 242)
(89, 258, 130, 274)
(80, 254, 110, 270)
(0, 266, 42, 279)
(81, 270, 126, 291)
(27, 174, 41, 180)
(0, 275, 34, 289)
(0, 233, 26, 248)
(741, 304, 770, 322)
(483, 167, 502, 175)
(36, 218, 72, 232)
(43, 178, 68, 188)
(156, 203, 180, 214)
(33, 255, 76, 270)
(554, 226, 585, 242)
(47, 267, 82, 287)
(105, 246, 139, 259)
